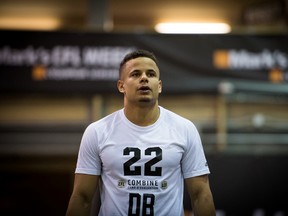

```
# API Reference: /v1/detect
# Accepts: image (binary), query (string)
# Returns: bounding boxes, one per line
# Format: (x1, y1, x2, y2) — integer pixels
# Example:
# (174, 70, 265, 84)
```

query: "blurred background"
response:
(0, 0, 288, 215)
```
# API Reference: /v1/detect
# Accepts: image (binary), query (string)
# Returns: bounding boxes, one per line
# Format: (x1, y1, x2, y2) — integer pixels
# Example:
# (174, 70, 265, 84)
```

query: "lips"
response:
(137, 86, 151, 94)
(138, 86, 151, 91)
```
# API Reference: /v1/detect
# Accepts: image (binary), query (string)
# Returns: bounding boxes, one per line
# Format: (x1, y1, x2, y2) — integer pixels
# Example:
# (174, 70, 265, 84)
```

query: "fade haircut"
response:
(119, 49, 159, 79)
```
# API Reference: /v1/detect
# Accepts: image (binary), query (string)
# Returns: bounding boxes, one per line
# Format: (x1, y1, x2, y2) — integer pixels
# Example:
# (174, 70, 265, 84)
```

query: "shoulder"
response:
(160, 106, 199, 137)
(79, 109, 123, 151)
(84, 109, 122, 135)
(160, 106, 195, 128)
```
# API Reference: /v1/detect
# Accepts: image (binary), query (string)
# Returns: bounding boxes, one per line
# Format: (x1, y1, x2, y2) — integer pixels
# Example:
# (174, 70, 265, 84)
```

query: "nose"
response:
(140, 73, 148, 82)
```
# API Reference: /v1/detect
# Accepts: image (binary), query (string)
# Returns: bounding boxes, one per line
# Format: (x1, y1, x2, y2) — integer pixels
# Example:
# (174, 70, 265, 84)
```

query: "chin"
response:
(137, 98, 157, 106)
(138, 98, 152, 103)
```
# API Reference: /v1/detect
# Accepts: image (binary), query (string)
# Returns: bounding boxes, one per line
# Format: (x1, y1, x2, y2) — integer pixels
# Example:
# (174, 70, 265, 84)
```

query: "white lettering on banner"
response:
(47, 68, 88, 80)
(82, 46, 134, 67)
(50, 46, 81, 67)
(228, 49, 288, 70)
(213, 49, 288, 82)
(0, 45, 135, 81)
(38, 48, 51, 65)
(0, 46, 81, 66)
(46, 68, 119, 80)
(0, 46, 134, 67)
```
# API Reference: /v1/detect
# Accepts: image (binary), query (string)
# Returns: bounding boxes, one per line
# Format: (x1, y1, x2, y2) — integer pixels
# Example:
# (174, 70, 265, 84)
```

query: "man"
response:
(66, 49, 215, 216)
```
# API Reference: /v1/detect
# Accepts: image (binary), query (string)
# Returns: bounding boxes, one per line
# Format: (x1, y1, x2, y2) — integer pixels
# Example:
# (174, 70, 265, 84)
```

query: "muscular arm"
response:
(185, 175, 216, 216)
(66, 174, 100, 216)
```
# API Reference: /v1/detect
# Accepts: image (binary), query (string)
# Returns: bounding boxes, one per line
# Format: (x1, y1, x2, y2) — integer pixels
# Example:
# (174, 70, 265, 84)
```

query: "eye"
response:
(147, 71, 156, 77)
(130, 71, 140, 77)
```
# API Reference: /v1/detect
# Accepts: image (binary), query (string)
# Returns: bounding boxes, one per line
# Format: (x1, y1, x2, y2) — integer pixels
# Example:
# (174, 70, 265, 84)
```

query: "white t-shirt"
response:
(76, 106, 210, 216)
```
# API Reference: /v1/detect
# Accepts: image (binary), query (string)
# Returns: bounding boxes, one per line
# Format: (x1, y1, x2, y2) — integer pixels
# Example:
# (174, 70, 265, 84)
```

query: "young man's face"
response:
(117, 57, 162, 106)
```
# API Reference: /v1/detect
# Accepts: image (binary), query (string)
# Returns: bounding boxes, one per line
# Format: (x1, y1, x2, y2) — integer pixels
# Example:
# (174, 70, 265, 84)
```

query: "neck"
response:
(124, 102, 160, 126)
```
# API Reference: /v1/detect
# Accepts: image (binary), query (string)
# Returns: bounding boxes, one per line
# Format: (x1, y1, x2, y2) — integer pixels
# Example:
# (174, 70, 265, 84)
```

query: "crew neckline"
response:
(120, 106, 163, 131)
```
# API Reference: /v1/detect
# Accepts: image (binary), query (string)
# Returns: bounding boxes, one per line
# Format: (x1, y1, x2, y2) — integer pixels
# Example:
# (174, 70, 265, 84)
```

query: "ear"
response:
(158, 80, 162, 93)
(117, 80, 125, 93)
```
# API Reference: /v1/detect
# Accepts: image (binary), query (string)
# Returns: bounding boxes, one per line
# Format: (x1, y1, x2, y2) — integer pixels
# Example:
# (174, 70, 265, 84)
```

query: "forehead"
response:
(124, 57, 159, 72)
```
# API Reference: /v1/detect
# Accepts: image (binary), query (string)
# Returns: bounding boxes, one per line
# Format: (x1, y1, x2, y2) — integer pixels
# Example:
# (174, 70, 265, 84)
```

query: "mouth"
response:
(138, 86, 151, 93)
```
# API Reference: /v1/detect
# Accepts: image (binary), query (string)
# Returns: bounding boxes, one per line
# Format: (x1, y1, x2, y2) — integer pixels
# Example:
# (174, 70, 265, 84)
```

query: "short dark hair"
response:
(119, 49, 159, 79)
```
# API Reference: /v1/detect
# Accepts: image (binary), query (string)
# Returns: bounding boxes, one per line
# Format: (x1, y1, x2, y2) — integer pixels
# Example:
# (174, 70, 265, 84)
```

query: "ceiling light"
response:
(155, 22, 231, 34)
(0, 17, 61, 30)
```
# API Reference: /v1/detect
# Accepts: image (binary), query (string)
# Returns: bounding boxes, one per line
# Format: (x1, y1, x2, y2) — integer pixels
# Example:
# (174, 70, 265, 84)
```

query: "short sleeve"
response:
(75, 123, 102, 175)
(181, 122, 210, 179)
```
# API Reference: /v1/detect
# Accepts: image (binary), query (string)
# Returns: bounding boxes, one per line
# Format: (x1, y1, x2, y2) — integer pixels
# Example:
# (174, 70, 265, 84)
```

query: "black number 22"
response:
(123, 147, 162, 176)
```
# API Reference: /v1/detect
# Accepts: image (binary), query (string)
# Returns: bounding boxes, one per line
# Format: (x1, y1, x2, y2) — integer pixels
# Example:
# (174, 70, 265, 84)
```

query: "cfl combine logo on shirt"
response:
(160, 180, 168, 190)
(118, 179, 126, 188)
(122, 146, 163, 216)
(128, 179, 159, 190)
(117, 179, 168, 190)
(118, 179, 159, 190)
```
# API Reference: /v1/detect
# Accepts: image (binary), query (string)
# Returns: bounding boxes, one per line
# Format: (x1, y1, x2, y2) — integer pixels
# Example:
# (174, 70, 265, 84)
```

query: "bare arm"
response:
(66, 174, 100, 216)
(185, 175, 216, 216)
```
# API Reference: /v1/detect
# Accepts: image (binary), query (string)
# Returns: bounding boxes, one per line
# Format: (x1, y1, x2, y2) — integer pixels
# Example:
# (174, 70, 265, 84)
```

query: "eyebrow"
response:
(129, 69, 157, 74)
